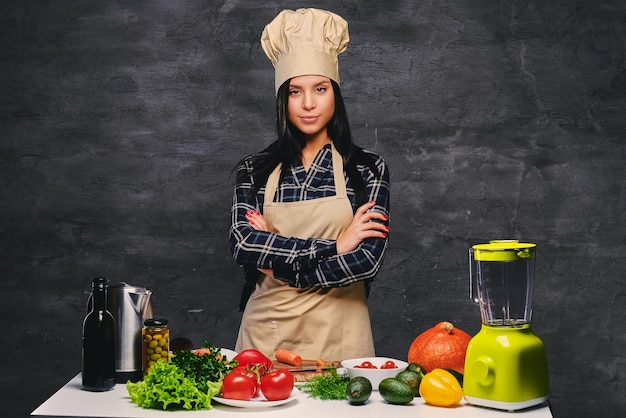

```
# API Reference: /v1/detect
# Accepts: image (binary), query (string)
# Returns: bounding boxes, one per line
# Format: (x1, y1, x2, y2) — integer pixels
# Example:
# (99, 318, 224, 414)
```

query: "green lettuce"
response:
(126, 360, 222, 410)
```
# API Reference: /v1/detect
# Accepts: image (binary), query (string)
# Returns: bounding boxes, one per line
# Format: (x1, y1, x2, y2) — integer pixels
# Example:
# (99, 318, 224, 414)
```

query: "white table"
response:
(32, 374, 553, 418)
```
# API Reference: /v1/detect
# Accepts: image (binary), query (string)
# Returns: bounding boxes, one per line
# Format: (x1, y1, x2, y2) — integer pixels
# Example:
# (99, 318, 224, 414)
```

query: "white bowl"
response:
(341, 357, 408, 390)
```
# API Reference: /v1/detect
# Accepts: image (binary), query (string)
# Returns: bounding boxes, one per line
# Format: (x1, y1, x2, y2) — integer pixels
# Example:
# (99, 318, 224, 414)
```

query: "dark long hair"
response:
(243, 79, 380, 206)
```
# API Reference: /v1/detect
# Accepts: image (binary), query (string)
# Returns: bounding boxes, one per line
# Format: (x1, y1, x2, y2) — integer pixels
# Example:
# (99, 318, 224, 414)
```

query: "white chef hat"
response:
(261, 8, 349, 93)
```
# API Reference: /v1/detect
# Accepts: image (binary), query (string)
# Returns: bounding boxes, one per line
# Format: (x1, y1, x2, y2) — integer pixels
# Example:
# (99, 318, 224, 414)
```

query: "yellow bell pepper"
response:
(419, 368, 463, 407)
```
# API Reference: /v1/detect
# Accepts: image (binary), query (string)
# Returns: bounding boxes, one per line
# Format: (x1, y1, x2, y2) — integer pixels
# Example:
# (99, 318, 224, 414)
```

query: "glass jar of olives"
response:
(142, 318, 169, 376)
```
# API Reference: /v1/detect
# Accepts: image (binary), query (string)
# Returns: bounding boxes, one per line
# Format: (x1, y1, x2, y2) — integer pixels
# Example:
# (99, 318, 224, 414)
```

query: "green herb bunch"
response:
(299, 369, 350, 400)
(170, 343, 237, 392)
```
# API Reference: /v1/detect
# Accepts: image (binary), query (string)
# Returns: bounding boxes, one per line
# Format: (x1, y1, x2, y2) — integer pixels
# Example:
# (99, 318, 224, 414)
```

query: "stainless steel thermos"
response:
(88, 282, 153, 383)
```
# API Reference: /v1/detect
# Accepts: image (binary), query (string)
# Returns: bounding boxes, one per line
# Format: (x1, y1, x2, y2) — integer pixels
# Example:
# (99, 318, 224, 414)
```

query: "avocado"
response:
(407, 362, 427, 375)
(395, 370, 423, 396)
(379, 377, 414, 404)
(345, 376, 372, 404)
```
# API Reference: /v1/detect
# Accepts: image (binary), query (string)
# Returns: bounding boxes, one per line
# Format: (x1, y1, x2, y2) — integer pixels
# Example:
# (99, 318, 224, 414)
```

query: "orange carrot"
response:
(192, 348, 223, 361)
(193, 348, 211, 357)
(315, 358, 329, 371)
(275, 349, 302, 367)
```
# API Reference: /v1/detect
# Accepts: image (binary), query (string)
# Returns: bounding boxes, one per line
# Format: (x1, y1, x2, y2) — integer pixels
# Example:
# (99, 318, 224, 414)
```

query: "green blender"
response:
(463, 240, 550, 411)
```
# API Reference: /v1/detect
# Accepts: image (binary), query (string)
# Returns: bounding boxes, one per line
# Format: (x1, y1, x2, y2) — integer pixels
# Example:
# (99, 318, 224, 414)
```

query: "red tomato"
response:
(355, 361, 377, 369)
(234, 349, 273, 371)
(221, 371, 257, 401)
(232, 365, 260, 396)
(260, 369, 294, 401)
(380, 360, 398, 369)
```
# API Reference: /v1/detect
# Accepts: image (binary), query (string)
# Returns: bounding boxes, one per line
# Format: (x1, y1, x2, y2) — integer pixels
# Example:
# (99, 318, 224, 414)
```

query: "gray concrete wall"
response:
(2, 1, 624, 417)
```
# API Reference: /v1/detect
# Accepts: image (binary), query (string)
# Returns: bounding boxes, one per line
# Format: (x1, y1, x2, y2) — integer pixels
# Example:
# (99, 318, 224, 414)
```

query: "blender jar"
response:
(469, 240, 536, 326)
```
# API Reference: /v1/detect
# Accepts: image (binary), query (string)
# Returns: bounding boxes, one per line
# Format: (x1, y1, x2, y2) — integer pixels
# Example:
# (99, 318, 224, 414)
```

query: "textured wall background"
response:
(1, 1, 625, 417)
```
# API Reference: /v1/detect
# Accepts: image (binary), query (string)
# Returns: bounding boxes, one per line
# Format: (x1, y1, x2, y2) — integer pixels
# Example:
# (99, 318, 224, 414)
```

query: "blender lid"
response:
(472, 240, 535, 261)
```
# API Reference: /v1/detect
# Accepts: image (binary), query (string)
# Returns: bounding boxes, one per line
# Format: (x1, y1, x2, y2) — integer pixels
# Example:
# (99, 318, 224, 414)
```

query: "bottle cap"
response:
(144, 318, 168, 326)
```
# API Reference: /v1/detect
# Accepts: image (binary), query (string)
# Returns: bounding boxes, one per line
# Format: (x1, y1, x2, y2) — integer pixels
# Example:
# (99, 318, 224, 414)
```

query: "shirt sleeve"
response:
(228, 154, 390, 289)
(273, 155, 390, 288)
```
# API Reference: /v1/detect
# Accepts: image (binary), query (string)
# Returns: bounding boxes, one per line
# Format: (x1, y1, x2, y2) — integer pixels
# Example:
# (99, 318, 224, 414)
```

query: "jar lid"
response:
(472, 240, 536, 261)
(144, 318, 168, 326)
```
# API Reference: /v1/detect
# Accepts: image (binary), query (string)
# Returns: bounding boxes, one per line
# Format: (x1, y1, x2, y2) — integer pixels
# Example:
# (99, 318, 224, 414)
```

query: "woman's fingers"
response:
(245, 209, 269, 231)
(336, 201, 389, 254)
(354, 201, 389, 227)
(356, 218, 389, 236)
(355, 200, 377, 216)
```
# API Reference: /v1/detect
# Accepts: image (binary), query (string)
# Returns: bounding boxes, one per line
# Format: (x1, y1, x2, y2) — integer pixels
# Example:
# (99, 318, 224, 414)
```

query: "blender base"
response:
(465, 395, 549, 411)
(463, 324, 550, 411)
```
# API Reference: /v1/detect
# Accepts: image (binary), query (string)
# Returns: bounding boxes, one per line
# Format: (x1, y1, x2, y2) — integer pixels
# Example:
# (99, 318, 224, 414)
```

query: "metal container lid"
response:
(109, 282, 151, 293)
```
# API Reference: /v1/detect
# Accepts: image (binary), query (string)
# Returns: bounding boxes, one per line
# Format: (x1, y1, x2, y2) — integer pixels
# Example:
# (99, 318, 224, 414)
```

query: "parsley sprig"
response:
(169, 342, 237, 393)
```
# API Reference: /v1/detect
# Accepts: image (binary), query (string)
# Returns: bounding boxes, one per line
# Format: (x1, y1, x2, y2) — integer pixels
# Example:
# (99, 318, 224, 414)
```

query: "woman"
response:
(229, 8, 390, 360)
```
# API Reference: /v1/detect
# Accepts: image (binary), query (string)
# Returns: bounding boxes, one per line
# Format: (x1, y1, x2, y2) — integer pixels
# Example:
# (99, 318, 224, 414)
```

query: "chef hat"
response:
(261, 8, 349, 93)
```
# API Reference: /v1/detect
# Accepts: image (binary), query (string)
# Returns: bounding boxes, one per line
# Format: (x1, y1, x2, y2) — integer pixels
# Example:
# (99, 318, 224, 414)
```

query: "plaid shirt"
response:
(229, 143, 390, 289)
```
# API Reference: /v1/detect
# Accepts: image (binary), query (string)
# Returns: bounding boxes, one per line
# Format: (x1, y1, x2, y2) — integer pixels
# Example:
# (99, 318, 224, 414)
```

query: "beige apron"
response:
(235, 144, 375, 360)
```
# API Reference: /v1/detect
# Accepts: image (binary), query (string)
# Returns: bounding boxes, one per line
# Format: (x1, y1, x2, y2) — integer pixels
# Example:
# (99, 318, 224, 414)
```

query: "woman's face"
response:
(287, 75, 335, 141)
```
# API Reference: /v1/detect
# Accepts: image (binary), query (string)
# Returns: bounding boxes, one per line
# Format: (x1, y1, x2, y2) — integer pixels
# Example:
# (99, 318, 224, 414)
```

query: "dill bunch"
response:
(298, 369, 350, 400)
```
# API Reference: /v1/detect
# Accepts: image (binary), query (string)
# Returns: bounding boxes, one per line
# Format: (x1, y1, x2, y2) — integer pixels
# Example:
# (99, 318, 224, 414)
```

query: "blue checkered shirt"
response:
(229, 144, 390, 288)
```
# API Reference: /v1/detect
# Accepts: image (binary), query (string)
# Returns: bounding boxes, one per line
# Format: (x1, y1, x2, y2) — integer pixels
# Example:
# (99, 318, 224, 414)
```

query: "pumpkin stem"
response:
(442, 321, 454, 333)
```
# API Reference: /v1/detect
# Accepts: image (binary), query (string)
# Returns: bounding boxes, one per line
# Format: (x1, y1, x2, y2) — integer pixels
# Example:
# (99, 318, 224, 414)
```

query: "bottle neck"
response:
(92, 278, 108, 312)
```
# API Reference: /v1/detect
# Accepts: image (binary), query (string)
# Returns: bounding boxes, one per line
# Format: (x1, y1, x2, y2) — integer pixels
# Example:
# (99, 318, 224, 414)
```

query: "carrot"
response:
(193, 348, 212, 357)
(315, 358, 330, 371)
(274, 349, 302, 367)
(193, 348, 223, 361)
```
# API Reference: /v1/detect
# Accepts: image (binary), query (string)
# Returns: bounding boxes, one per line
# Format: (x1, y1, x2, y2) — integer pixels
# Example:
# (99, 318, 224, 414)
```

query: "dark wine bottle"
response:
(82, 277, 116, 391)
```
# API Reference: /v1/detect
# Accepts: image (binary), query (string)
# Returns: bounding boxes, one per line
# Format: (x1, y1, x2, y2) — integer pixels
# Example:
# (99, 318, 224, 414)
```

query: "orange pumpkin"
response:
(407, 321, 472, 374)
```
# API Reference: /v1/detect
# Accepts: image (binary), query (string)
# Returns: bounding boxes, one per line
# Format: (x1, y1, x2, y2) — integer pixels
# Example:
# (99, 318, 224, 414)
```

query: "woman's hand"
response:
(336, 200, 389, 255)
(245, 209, 270, 232)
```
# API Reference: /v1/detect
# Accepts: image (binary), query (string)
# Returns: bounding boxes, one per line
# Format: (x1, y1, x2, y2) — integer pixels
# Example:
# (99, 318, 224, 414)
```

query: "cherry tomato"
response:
(221, 370, 257, 401)
(355, 361, 377, 369)
(234, 349, 273, 371)
(380, 360, 398, 369)
(260, 369, 294, 401)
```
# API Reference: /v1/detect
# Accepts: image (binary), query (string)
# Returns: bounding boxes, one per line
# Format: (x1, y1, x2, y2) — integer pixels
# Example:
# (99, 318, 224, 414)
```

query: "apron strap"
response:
(264, 162, 282, 206)
(330, 143, 347, 198)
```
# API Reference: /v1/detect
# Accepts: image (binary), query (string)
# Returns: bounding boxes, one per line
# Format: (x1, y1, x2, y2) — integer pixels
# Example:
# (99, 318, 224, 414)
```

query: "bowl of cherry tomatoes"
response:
(341, 357, 408, 390)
